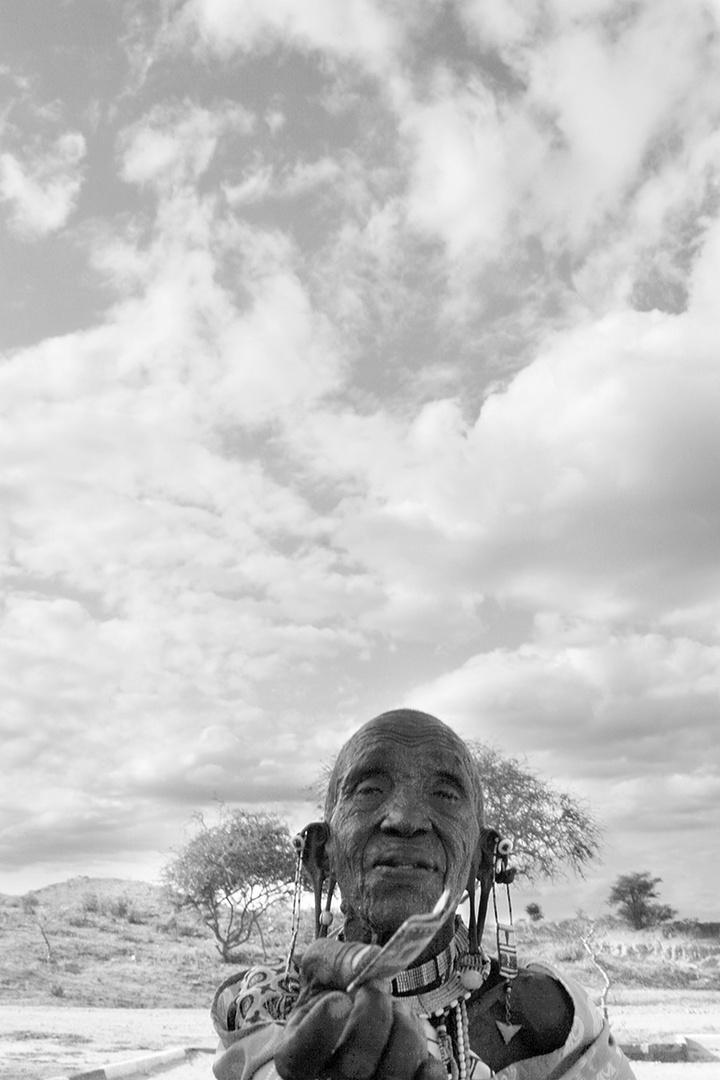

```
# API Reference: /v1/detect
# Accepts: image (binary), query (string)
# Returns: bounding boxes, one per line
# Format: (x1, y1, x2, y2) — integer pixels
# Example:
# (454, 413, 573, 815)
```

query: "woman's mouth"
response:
(372, 854, 438, 871)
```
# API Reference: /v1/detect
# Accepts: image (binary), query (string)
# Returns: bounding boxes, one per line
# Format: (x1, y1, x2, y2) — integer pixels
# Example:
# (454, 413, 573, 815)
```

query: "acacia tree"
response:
(607, 871, 677, 929)
(163, 808, 297, 962)
(466, 741, 603, 880)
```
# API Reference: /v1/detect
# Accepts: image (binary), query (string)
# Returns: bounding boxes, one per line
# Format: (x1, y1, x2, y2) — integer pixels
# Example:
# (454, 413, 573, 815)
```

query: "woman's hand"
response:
(275, 940, 446, 1080)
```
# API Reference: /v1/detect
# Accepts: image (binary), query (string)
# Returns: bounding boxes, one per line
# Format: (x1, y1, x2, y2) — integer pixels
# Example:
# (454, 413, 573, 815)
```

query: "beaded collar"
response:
(386, 919, 488, 1080)
(389, 919, 490, 1019)
(391, 934, 457, 996)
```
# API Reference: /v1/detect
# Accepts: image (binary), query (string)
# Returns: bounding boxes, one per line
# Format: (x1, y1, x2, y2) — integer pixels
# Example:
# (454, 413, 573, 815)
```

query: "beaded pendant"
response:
(496, 922, 518, 979)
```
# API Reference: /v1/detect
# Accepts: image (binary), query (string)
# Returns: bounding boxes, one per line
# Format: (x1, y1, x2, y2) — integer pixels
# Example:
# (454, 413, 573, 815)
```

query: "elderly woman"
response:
(212, 709, 635, 1080)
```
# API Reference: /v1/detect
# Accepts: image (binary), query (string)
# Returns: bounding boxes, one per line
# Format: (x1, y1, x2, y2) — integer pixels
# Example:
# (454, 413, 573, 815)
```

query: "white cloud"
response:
(0, 165, 373, 877)
(522, 3, 718, 248)
(457, 0, 538, 51)
(407, 629, 720, 769)
(389, 0, 720, 306)
(224, 156, 341, 206)
(171, 0, 401, 72)
(211, 272, 346, 426)
(118, 101, 253, 191)
(224, 164, 274, 205)
(0, 131, 86, 237)
(290, 232, 720, 637)
(399, 75, 532, 262)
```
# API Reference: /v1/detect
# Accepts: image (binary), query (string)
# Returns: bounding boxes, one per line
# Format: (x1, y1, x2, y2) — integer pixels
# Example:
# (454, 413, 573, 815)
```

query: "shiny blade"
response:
(346, 888, 459, 992)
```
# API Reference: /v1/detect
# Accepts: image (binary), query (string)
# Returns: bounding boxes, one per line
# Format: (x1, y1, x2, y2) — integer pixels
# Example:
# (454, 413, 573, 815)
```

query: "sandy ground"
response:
(0, 1006, 215, 1080)
(604, 990, 720, 1043)
(0, 993, 718, 1080)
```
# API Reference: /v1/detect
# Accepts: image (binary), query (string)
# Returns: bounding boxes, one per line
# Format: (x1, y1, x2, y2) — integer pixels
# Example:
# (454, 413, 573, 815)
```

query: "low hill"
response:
(0, 877, 236, 1008)
(0, 878, 718, 1008)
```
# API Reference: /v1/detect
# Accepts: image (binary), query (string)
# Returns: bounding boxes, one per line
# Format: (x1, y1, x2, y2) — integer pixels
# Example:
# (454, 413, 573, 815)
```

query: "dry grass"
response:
(509, 916, 720, 993)
(0, 877, 315, 1008)
(1, 878, 718, 1009)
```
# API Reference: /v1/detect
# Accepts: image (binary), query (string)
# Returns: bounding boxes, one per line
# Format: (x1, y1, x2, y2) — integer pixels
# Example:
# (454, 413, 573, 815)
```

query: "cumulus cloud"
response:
(382, 0, 720, 321)
(118, 101, 253, 191)
(0, 149, 368, 879)
(0, 131, 86, 237)
(286, 212, 720, 641)
(225, 157, 342, 206)
(3, 0, 720, 920)
(170, 0, 401, 72)
(408, 629, 720, 778)
(398, 75, 529, 262)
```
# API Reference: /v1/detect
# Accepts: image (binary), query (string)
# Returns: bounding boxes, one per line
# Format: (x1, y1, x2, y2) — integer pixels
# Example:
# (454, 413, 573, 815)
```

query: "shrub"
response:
(109, 896, 129, 919)
(176, 920, 203, 938)
(22, 893, 39, 915)
(50, 982, 65, 998)
(554, 943, 585, 962)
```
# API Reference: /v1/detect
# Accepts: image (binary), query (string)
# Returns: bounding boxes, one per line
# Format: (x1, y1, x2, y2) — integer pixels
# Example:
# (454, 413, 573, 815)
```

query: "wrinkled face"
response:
(327, 710, 483, 944)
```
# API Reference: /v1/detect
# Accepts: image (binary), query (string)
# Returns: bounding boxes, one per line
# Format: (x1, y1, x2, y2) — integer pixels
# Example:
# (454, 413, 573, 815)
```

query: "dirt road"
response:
(0, 1005, 215, 1080)
(605, 989, 720, 1043)
(1, 992, 719, 1080)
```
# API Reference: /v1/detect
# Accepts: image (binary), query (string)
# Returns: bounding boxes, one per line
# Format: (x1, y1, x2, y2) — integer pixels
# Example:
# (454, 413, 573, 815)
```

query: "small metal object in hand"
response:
(346, 888, 459, 992)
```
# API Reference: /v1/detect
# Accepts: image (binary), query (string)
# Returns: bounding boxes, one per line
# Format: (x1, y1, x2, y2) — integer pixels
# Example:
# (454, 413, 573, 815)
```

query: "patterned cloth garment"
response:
(210, 935, 636, 1080)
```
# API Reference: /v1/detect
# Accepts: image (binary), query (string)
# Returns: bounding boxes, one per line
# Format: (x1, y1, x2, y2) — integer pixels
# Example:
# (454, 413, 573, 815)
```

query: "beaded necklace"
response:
(390, 920, 490, 1080)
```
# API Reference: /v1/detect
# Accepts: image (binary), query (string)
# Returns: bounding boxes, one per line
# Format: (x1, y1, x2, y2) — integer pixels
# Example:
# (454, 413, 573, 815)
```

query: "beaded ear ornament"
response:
(460, 831, 516, 990)
(491, 837, 522, 1045)
(460, 830, 521, 1045)
(492, 837, 518, 980)
(286, 823, 336, 974)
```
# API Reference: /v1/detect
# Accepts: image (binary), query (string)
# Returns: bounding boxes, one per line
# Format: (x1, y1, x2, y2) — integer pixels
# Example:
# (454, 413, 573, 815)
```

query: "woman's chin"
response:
(362, 876, 442, 941)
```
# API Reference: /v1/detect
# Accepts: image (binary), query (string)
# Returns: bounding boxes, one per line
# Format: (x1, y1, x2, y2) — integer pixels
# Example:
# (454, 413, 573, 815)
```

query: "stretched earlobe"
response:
(467, 826, 501, 954)
(293, 821, 336, 939)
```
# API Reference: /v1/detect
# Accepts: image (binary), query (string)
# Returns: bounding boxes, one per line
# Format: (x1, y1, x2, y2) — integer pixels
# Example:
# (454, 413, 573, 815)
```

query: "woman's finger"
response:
(376, 1008, 427, 1080)
(332, 985, 394, 1080)
(413, 1058, 449, 1080)
(275, 991, 352, 1080)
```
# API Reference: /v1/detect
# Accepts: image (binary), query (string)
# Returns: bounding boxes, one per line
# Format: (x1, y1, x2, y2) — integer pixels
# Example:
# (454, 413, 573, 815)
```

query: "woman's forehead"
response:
(325, 709, 484, 818)
(341, 714, 477, 782)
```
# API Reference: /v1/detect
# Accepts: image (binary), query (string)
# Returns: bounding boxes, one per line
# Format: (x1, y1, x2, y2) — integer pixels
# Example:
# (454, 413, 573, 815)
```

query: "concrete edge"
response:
(620, 1036, 687, 1062)
(681, 1037, 720, 1063)
(45, 1035, 719, 1077)
(620, 1034, 720, 1064)
(44, 1044, 215, 1080)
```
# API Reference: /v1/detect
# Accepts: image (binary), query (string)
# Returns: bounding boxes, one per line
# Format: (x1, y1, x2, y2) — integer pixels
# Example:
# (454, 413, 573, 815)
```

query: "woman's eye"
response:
(434, 788, 460, 802)
(356, 781, 384, 798)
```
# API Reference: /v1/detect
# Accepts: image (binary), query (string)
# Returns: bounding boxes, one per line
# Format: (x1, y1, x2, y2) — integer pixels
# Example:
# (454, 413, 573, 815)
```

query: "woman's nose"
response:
(380, 786, 431, 834)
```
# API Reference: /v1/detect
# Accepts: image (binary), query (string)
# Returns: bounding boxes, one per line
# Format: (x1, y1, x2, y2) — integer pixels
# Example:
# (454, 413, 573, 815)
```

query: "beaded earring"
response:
(491, 836, 522, 1045)
(492, 837, 517, 979)
(286, 831, 306, 974)
(285, 822, 336, 973)
(460, 827, 511, 991)
(460, 859, 487, 991)
(318, 875, 336, 937)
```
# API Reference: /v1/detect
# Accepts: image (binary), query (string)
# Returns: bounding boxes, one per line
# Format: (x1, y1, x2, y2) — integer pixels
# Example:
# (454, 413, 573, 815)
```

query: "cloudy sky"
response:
(1, 0, 719, 923)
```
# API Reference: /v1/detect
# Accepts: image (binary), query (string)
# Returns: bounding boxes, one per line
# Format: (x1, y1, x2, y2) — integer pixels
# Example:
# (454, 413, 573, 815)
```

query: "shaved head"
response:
(325, 708, 484, 822)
